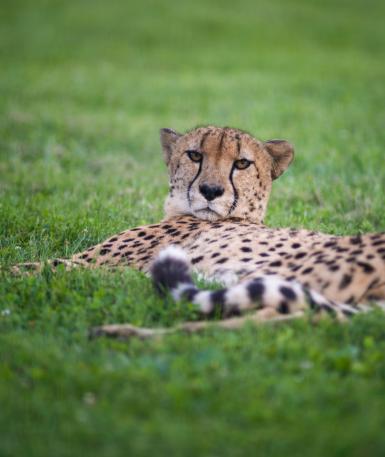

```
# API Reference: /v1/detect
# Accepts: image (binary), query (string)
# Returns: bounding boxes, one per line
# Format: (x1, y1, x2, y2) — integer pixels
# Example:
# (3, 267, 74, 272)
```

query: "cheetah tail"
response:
(150, 246, 359, 320)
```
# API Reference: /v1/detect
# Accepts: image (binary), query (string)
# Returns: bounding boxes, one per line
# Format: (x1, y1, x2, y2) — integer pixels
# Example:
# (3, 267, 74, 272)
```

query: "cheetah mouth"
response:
(194, 207, 223, 220)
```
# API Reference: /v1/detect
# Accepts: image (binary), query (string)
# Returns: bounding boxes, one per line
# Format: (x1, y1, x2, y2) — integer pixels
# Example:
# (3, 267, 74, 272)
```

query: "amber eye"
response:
(186, 150, 202, 162)
(234, 159, 252, 170)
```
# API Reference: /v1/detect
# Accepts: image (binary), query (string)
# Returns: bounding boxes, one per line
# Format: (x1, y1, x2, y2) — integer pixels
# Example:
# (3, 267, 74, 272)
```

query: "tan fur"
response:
(14, 126, 385, 338)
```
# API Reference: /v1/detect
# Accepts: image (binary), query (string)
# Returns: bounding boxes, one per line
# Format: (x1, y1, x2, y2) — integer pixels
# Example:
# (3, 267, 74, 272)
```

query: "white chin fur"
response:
(164, 194, 227, 221)
(192, 208, 223, 221)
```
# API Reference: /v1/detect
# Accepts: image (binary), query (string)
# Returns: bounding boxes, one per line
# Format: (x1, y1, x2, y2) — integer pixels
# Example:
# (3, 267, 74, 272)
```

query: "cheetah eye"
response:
(234, 159, 252, 170)
(186, 150, 203, 162)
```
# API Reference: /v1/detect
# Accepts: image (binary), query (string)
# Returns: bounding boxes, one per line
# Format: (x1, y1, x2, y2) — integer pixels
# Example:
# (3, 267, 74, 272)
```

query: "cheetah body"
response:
(16, 126, 385, 335)
(73, 216, 385, 307)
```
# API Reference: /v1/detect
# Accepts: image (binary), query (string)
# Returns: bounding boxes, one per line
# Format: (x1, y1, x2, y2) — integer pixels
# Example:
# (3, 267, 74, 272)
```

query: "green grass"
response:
(1, 0, 385, 455)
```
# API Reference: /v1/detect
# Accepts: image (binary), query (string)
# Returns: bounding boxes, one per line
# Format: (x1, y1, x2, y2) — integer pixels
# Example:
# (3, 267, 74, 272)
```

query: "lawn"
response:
(1, 0, 385, 455)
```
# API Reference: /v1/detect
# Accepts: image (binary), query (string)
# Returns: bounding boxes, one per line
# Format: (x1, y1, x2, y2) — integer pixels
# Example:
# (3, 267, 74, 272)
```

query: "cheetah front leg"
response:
(89, 309, 304, 340)
(10, 258, 85, 275)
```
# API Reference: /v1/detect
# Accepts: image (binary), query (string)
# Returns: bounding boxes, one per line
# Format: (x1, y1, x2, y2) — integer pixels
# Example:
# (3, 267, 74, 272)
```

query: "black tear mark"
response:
(228, 163, 239, 215)
(187, 160, 202, 206)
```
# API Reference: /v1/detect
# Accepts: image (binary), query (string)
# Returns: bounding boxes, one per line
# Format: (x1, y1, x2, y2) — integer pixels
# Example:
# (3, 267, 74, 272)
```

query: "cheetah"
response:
(14, 126, 385, 339)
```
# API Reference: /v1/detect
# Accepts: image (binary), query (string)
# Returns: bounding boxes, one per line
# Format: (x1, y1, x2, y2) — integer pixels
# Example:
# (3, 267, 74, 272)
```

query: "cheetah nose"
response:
(199, 184, 224, 201)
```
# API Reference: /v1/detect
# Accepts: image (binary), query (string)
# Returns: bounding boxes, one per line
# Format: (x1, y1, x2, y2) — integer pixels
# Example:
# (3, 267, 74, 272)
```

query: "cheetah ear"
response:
(264, 140, 294, 180)
(160, 128, 182, 165)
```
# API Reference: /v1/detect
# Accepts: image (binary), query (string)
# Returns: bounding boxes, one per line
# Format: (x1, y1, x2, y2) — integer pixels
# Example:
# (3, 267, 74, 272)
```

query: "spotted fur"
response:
(12, 126, 385, 339)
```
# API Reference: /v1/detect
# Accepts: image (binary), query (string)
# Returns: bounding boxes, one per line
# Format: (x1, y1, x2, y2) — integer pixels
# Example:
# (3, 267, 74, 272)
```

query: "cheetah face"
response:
(160, 126, 294, 223)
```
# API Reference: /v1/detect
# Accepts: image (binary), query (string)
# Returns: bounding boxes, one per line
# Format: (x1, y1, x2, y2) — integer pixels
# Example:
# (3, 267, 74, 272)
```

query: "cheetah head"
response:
(160, 126, 294, 223)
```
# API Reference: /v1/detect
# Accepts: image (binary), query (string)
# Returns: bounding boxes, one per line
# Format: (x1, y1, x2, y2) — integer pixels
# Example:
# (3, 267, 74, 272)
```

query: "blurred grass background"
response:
(1, 0, 385, 456)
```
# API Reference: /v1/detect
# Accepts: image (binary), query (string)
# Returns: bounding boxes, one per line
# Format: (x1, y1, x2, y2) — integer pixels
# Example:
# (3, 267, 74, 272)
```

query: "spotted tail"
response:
(150, 246, 359, 319)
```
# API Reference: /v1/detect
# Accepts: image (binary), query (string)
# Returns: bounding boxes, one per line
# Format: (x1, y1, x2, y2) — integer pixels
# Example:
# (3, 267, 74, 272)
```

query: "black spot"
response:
(324, 241, 337, 248)
(211, 252, 220, 258)
(242, 238, 252, 243)
(100, 249, 111, 256)
(350, 235, 362, 245)
(291, 243, 301, 249)
(295, 252, 307, 259)
(182, 287, 198, 301)
(269, 260, 282, 267)
(339, 274, 352, 289)
(52, 259, 64, 267)
(241, 246, 252, 253)
(216, 257, 229, 264)
(188, 224, 200, 231)
(309, 250, 324, 257)
(301, 267, 313, 275)
(137, 231, 146, 237)
(329, 264, 340, 272)
(372, 239, 385, 246)
(211, 289, 227, 306)
(166, 228, 178, 235)
(112, 252, 120, 257)
(279, 286, 297, 301)
(241, 257, 252, 262)
(278, 301, 290, 314)
(192, 256, 204, 264)
(357, 261, 375, 273)
(108, 237, 118, 242)
(102, 243, 113, 248)
(203, 290, 225, 317)
(248, 280, 265, 301)
(80, 253, 88, 259)
(144, 234, 155, 240)
(220, 244, 228, 249)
